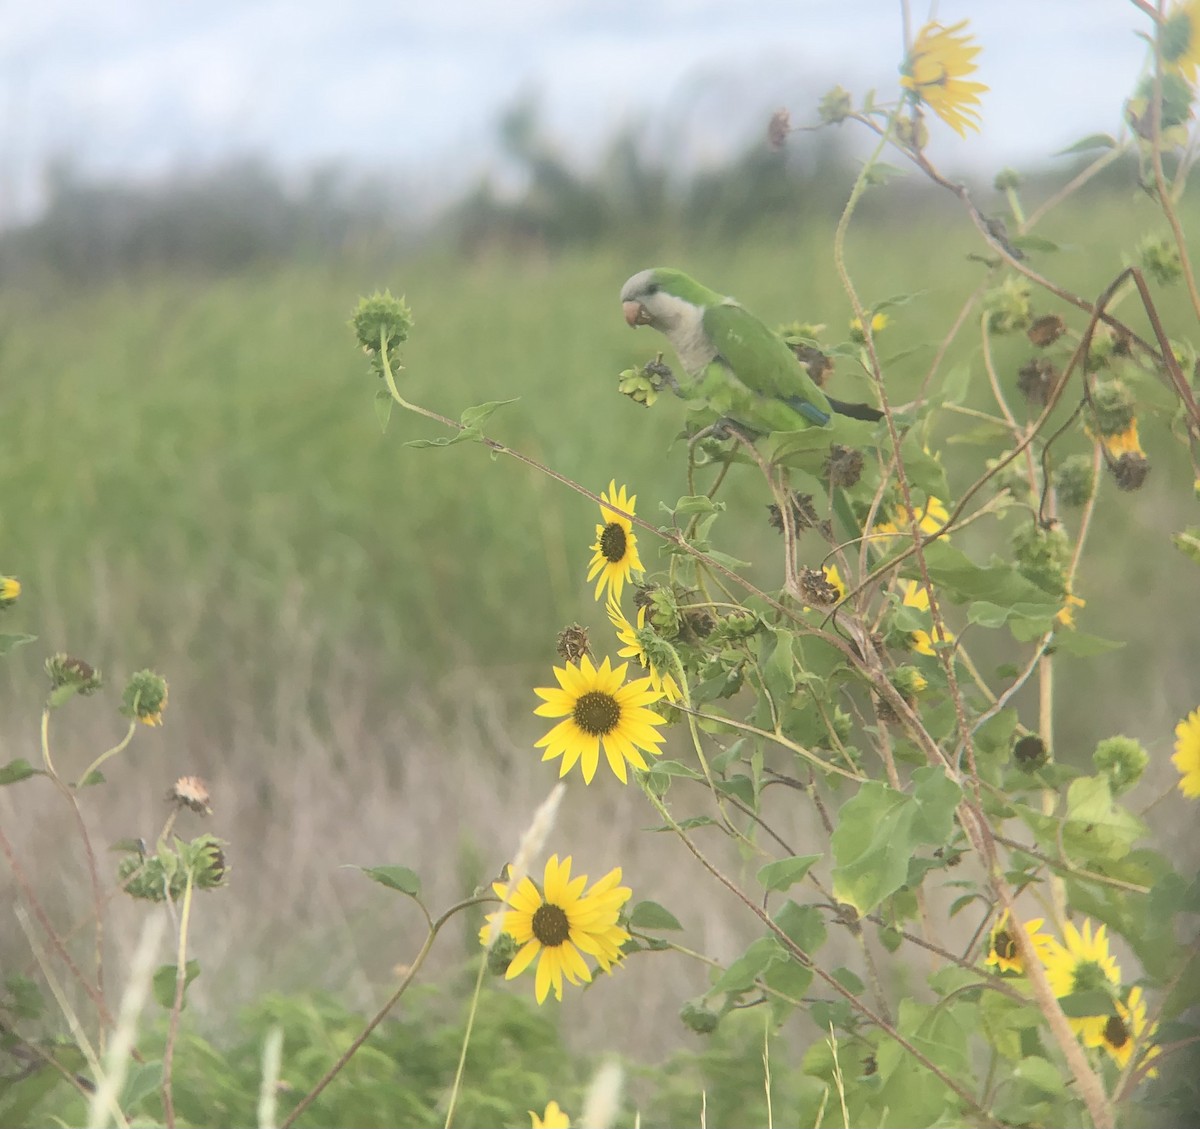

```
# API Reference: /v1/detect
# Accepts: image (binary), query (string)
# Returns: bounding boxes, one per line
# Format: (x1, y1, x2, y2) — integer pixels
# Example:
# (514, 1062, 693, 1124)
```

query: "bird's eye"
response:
(646, 283, 660, 295)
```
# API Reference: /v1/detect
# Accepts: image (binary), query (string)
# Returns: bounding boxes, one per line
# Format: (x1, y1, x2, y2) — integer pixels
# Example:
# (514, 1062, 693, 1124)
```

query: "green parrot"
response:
(619, 267, 882, 435)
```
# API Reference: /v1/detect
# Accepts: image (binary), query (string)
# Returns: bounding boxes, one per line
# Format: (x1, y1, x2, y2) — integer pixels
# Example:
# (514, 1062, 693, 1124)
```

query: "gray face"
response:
(619, 271, 714, 376)
(620, 269, 657, 304)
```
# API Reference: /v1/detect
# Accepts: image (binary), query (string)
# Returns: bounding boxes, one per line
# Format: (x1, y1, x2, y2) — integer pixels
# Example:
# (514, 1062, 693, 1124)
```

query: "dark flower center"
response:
(574, 691, 621, 736)
(994, 928, 1017, 962)
(532, 902, 571, 947)
(600, 522, 628, 564)
(1104, 1014, 1129, 1049)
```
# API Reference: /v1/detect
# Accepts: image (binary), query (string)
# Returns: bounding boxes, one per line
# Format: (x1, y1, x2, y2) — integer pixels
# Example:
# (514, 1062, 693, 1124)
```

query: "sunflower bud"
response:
(121, 670, 168, 727)
(713, 611, 762, 641)
(45, 653, 104, 708)
(893, 114, 929, 150)
(1093, 736, 1149, 795)
(985, 277, 1032, 335)
(994, 168, 1021, 191)
(487, 931, 520, 975)
(1055, 455, 1095, 507)
(351, 291, 412, 380)
(1090, 380, 1136, 436)
(1139, 234, 1183, 286)
(817, 85, 852, 125)
(679, 999, 721, 1034)
(617, 367, 657, 407)
(1011, 524, 1070, 597)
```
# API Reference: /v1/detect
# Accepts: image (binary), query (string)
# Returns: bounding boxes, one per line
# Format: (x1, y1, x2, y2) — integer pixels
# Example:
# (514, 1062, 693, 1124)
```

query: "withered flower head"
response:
(555, 623, 591, 665)
(168, 775, 212, 815)
(823, 444, 864, 489)
(1026, 314, 1066, 348)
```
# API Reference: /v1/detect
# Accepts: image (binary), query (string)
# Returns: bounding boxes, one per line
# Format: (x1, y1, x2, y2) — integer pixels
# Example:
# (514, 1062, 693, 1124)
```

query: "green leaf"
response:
(773, 900, 826, 954)
(460, 397, 518, 429)
(1048, 630, 1124, 658)
(1058, 989, 1116, 1018)
(668, 494, 722, 516)
(405, 428, 483, 449)
(373, 388, 393, 432)
(761, 628, 796, 701)
(1055, 132, 1116, 155)
(120, 1059, 164, 1114)
(77, 769, 105, 789)
(709, 936, 784, 995)
(0, 632, 36, 656)
(1013, 1054, 1068, 1096)
(0, 759, 38, 786)
(360, 865, 422, 898)
(757, 854, 821, 892)
(628, 900, 683, 931)
(152, 960, 200, 1010)
(831, 767, 961, 915)
(1173, 526, 1200, 565)
(1062, 775, 1145, 862)
(1010, 234, 1062, 255)
(938, 362, 972, 406)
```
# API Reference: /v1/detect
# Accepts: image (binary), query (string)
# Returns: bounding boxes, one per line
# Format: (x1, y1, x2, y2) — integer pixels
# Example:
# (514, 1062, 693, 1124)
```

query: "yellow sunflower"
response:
(586, 481, 644, 602)
(1163, 1, 1200, 83)
(900, 20, 988, 137)
(984, 910, 1055, 975)
(1056, 592, 1086, 628)
(534, 654, 667, 784)
(899, 580, 956, 657)
(480, 854, 631, 1004)
(1100, 986, 1160, 1076)
(530, 1101, 571, 1129)
(606, 595, 681, 702)
(1101, 419, 1145, 459)
(872, 496, 950, 541)
(0, 576, 19, 607)
(1172, 706, 1200, 798)
(1042, 918, 1122, 1047)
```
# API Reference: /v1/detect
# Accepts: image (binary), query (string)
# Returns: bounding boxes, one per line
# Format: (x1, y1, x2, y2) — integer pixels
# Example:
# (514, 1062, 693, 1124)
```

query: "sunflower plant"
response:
(15, 7, 1200, 1129)
(326, 10, 1200, 1128)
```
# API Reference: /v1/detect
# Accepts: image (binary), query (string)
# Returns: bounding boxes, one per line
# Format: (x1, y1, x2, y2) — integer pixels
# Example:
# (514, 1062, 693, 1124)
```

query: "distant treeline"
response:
(0, 99, 1137, 282)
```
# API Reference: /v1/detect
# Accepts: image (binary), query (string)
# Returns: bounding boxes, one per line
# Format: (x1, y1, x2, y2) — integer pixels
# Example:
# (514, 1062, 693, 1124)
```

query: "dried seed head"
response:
(1014, 734, 1048, 770)
(767, 108, 792, 150)
(1017, 358, 1058, 405)
(798, 566, 842, 607)
(168, 775, 212, 815)
(1026, 314, 1066, 348)
(1111, 452, 1150, 491)
(823, 444, 864, 488)
(556, 623, 591, 664)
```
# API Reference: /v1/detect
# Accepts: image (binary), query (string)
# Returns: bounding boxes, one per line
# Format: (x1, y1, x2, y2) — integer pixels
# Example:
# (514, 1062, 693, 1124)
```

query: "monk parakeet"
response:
(620, 267, 881, 435)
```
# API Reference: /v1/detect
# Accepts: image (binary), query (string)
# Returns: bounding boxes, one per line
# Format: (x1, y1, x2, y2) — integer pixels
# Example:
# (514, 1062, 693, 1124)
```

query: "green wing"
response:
(702, 301, 833, 425)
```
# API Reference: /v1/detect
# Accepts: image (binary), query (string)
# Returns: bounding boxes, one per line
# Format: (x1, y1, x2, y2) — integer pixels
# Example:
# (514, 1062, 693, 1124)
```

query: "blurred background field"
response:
(3, 4, 1199, 1124)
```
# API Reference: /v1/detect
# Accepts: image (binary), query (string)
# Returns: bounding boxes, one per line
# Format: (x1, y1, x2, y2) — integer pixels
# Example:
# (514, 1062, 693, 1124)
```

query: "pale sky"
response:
(0, 1, 1151, 225)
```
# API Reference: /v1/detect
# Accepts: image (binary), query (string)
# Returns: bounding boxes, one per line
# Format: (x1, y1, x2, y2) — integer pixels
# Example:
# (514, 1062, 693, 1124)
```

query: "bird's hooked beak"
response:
(623, 299, 652, 328)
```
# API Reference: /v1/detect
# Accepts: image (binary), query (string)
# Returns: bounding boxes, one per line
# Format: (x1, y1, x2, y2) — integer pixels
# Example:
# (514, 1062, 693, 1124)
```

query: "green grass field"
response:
(2, 185, 1198, 1122)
